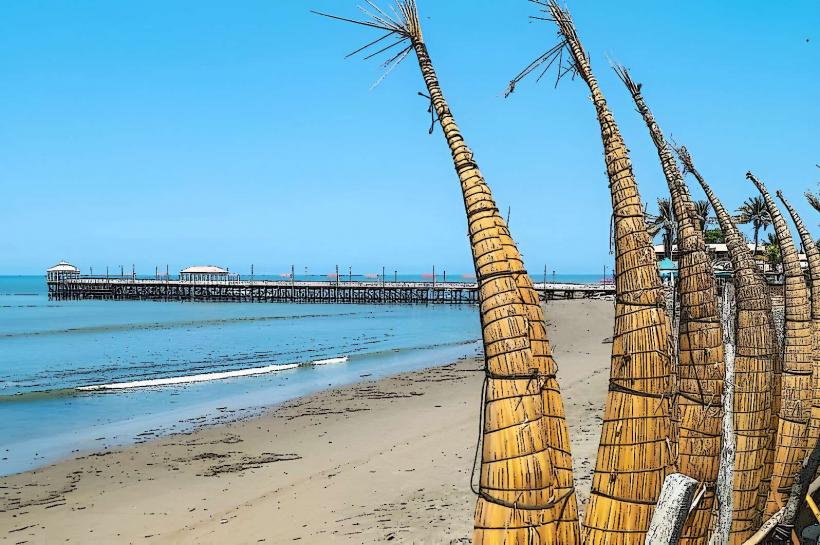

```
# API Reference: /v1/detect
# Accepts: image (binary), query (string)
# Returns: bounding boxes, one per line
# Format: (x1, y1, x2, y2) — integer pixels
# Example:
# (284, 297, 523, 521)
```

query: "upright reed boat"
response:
(676, 147, 775, 542)
(778, 191, 820, 446)
(507, 2, 674, 543)
(748, 173, 813, 515)
(776, 190, 820, 531)
(615, 69, 724, 545)
(316, 2, 580, 542)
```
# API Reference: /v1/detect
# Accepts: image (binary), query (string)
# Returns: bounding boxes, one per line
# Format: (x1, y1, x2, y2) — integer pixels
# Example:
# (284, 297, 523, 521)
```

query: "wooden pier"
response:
(47, 277, 615, 304)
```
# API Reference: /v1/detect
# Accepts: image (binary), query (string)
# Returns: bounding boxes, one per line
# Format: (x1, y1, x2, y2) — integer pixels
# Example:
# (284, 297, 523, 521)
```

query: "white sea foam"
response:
(312, 356, 348, 365)
(76, 363, 299, 391)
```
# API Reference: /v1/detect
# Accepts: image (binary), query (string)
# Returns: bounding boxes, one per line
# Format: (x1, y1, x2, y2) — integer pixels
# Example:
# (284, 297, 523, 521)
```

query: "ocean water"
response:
(2, 276, 485, 476)
(0, 272, 600, 476)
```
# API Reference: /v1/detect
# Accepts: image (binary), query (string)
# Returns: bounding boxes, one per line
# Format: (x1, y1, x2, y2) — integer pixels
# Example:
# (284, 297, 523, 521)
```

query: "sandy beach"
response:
(1, 299, 613, 544)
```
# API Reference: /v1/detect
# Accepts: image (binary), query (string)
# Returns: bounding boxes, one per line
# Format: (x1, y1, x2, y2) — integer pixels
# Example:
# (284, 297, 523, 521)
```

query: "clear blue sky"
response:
(1, 1, 817, 275)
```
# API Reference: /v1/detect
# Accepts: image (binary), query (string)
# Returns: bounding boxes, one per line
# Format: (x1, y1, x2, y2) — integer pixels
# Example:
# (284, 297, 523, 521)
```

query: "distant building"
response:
(653, 243, 807, 280)
(658, 257, 678, 282)
(654, 243, 762, 262)
(47, 261, 80, 282)
(179, 265, 231, 282)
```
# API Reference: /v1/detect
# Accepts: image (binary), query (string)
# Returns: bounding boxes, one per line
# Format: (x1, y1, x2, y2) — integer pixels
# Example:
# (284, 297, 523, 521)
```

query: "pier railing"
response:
(47, 277, 616, 304)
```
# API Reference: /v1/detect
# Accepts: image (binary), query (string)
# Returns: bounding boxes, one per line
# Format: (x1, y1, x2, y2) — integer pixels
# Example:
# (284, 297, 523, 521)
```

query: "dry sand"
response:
(0, 299, 613, 544)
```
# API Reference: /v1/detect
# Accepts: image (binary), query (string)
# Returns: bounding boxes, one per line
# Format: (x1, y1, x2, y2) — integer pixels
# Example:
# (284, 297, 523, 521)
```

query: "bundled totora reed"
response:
(677, 147, 775, 542)
(777, 192, 820, 449)
(748, 172, 813, 515)
(616, 69, 724, 545)
(316, 2, 580, 542)
(506, 2, 674, 542)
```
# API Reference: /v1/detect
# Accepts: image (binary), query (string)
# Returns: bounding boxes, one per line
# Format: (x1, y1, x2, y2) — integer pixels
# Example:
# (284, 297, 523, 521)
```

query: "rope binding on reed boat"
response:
(416, 91, 440, 134)
(468, 366, 577, 510)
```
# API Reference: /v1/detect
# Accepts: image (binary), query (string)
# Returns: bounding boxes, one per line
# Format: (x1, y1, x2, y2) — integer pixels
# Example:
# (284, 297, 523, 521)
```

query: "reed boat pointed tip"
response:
(612, 63, 642, 96)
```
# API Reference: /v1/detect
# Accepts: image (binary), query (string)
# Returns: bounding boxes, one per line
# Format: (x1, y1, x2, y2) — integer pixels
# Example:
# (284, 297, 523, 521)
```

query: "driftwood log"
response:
(742, 507, 785, 545)
(712, 283, 738, 545)
(645, 473, 699, 544)
(743, 472, 820, 544)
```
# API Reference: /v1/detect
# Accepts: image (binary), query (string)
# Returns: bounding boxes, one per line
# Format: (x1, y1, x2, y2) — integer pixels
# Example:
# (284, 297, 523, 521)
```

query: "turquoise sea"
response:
(0, 273, 601, 476)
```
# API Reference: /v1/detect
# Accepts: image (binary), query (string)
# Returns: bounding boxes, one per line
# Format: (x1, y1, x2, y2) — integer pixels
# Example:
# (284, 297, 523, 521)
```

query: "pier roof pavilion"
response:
(179, 265, 230, 282)
(47, 261, 80, 281)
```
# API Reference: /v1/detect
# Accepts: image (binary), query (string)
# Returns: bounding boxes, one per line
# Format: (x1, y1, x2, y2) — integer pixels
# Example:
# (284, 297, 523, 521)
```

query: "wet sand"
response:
(0, 299, 614, 544)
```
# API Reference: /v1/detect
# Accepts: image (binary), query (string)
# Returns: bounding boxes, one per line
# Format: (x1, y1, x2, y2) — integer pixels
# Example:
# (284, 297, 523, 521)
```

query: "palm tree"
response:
(764, 232, 782, 266)
(693, 199, 711, 232)
(647, 198, 675, 258)
(317, 3, 580, 542)
(736, 196, 772, 256)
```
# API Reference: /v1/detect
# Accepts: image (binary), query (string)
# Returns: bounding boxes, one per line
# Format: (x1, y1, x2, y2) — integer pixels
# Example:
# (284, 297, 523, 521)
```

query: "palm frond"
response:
(693, 200, 711, 231)
(735, 196, 772, 228)
(646, 223, 662, 237)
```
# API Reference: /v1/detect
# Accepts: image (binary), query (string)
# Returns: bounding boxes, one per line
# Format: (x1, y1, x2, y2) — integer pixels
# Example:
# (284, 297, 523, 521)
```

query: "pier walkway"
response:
(47, 277, 615, 304)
